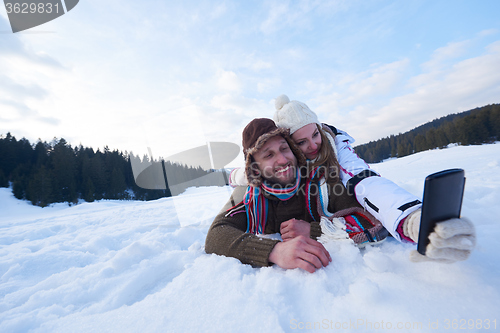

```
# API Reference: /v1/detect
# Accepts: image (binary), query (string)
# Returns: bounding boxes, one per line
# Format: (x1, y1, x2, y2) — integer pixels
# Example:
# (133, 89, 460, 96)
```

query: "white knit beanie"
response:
(273, 94, 321, 134)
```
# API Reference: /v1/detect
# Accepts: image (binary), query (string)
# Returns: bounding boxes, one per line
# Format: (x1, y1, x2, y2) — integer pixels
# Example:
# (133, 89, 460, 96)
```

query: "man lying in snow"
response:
(204, 118, 476, 273)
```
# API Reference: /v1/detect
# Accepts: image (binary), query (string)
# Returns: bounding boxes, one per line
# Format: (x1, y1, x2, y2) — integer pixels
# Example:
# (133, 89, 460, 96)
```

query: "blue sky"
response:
(1, 0, 499, 167)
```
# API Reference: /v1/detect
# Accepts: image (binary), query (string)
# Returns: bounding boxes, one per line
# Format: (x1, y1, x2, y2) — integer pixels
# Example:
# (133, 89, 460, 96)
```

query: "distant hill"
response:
(354, 104, 500, 163)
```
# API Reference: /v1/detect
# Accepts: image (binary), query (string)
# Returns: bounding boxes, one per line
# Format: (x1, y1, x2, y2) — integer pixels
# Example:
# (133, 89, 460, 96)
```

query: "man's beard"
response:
(261, 166, 297, 188)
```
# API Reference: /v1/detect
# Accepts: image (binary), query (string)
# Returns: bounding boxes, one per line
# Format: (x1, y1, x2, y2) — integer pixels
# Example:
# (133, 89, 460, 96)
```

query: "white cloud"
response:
(421, 40, 471, 72)
(301, 59, 410, 130)
(343, 59, 410, 104)
(209, 3, 228, 20)
(259, 0, 346, 35)
(479, 29, 498, 37)
(486, 40, 500, 53)
(0, 45, 67, 138)
(216, 70, 242, 92)
(251, 59, 273, 71)
(260, 2, 291, 35)
(210, 93, 267, 116)
(257, 77, 281, 93)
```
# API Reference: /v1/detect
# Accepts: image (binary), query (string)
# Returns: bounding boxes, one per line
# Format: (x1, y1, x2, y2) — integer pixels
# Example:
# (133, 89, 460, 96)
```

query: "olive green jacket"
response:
(205, 178, 360, 267)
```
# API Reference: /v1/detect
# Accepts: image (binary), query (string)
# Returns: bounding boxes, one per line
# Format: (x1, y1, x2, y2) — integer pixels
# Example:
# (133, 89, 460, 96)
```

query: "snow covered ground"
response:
(1, 143, 500, 333)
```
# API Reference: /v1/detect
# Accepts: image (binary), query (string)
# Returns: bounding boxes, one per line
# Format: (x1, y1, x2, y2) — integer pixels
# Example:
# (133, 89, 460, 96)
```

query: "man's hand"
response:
(268, 235, 332, 273)
(280, 218, 311, 241)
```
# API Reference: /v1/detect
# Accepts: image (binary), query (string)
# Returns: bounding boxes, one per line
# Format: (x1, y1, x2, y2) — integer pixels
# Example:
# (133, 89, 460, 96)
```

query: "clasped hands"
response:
(269, 218, 330, 273)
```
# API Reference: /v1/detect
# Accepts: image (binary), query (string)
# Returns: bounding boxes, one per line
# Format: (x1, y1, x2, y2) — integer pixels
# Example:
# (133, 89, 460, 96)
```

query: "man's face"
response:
(252, 135, 298, 186)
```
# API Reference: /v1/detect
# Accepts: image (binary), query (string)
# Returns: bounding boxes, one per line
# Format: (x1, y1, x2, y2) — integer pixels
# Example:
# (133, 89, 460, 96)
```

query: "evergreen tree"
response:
(443, 121, 458, 144)
(26, 166, 53, 207)
(33, 140, 49, 166)
(435, 128, 448, 148)
(88, 153, 107, 200)
(10, 163, 31, 199)
(396, 142, 405, 158)
(490, 105, 500, 138)
(390, 135, 397, 157)
(83, 177, 96, 202)
(0, 133, 19, 178)
(12, 180, 25, 200)
(51, 139, 78, 203)
(109, 167, 127, 199)
(0, 169, 7, 187)
(425, 128, 437, 149)
(414, 134, 428, 153)
(405, 143, 412, 156)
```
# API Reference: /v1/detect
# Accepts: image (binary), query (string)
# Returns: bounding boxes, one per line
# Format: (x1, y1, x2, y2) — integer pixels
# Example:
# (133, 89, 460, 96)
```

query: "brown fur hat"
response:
(242, 118, 306, 187)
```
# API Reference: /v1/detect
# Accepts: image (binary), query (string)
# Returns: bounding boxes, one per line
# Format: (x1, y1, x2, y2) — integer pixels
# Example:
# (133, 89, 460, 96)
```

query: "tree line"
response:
(3, 103, 498, 206)
(354, 104, 500, 163)
(0, 135, 228, 207)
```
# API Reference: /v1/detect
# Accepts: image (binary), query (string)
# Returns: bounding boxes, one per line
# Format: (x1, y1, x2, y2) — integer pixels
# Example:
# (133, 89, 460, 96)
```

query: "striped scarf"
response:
(243, 169, 301, 234)
(305, 166, 334, 221)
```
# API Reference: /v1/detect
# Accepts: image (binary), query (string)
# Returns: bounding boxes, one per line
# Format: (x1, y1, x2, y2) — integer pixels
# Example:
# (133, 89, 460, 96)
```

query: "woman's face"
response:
(291, 123, 322, 160)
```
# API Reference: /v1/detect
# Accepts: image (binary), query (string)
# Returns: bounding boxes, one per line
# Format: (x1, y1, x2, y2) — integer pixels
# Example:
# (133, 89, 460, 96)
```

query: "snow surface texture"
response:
(1, 144, 500, 333)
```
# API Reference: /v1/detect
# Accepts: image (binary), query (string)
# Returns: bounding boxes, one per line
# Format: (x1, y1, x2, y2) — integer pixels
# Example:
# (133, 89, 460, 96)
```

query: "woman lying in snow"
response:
(230, 94, 476, 263)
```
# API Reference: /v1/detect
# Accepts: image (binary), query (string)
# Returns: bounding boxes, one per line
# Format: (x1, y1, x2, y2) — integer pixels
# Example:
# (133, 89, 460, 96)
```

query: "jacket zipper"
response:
(363, 197, 379, 213)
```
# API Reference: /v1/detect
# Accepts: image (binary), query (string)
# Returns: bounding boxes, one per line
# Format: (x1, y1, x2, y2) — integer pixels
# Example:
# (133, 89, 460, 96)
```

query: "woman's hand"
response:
(280, 218, 311, 241)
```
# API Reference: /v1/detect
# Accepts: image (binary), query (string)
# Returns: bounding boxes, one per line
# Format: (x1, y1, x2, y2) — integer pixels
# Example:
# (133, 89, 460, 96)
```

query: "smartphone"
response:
(417, 169, 466, 255)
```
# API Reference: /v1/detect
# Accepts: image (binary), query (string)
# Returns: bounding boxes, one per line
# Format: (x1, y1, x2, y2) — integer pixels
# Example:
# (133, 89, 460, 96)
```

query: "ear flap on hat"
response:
(245, 154, 263, 187)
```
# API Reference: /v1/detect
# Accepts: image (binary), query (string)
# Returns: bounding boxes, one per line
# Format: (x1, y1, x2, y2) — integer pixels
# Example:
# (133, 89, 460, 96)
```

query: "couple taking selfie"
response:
(205, 95, 476, 273)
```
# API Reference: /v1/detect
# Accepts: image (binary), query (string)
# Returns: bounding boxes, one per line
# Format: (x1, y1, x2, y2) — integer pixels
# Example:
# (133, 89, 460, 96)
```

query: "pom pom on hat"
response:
(275, 94, 290, 111)
(273, 94, 321, 134)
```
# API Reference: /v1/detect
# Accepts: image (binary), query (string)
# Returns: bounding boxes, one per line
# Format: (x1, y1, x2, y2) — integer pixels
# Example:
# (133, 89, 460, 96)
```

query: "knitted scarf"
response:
(243, 169, 301, 234)
(305, 166, 333, 221)
(306, 166, 375, 240)
(243, 166, 338, 235)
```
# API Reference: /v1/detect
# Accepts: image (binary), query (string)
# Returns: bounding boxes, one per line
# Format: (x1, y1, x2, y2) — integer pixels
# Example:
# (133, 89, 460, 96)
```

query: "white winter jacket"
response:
(332, 127, 421, 241)
(229, 125, 422, 241)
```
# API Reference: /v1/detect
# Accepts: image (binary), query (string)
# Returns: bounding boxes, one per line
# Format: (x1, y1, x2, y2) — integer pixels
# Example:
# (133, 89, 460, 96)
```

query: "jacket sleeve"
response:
(354, 176, 421, 241)
(204, 186, 280, 267)
(333, 127, 422, 240)
(333, 128, 376, 188)
(229, 167, 248, 187)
